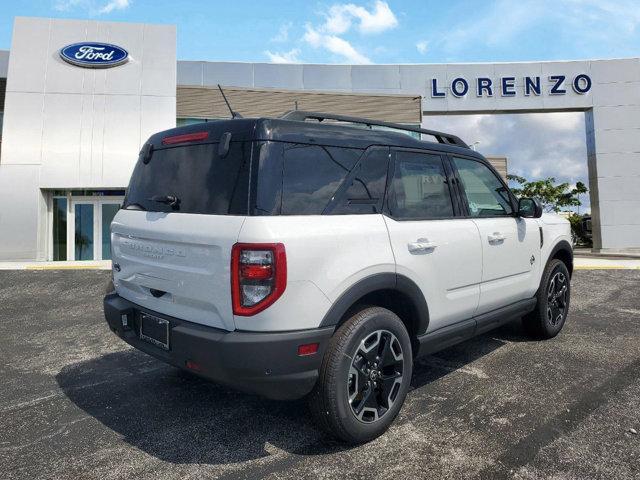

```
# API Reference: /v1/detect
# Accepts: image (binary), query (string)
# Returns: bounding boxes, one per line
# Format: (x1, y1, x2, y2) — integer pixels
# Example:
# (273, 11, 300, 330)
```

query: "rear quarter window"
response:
(330, 147, 390, 215)
(279, 143, 362, 215)
(253, 142, 362, 215)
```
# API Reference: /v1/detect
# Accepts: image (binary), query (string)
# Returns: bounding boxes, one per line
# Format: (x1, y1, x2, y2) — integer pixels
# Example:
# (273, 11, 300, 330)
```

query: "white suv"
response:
(104, 111, 572, 443)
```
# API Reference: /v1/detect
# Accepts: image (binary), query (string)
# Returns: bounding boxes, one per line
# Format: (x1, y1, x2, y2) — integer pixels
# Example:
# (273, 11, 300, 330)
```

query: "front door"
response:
(450, 156, 541, 314)
(50, 194, 123, 261)
(383, 149, 482, 333)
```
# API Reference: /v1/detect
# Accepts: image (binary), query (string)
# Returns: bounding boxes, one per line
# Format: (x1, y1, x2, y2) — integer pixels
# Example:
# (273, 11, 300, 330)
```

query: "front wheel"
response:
(523, 258, 571, 339)
(308, 306, 413, 444)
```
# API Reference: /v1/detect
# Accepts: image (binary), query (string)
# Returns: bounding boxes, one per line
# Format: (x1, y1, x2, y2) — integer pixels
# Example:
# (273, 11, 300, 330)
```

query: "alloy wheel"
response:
(547, 270, 568, 326)
(347, 329, 404, 423)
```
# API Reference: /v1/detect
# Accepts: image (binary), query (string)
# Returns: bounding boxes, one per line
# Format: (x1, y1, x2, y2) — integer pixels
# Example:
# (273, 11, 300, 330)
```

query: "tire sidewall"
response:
(332, 308, 413, 442)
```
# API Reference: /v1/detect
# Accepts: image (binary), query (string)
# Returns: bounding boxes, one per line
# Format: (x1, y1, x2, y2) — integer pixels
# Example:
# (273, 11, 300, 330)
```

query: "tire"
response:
(308, 306, 413, 444)
(523, 258, 571, 339)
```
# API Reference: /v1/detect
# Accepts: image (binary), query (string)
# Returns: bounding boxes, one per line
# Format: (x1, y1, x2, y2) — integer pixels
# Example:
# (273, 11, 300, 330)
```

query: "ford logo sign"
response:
(59, 42, 129, 68)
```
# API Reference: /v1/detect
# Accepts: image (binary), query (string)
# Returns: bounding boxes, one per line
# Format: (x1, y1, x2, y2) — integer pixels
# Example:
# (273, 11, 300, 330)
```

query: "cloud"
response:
(264, 48, 302, 63)
(425, 112, 590, 212)
(427, 0, 640, 60)
(303, 25, 372, 64)
(416, 40, 428, 55)
(323, 1, 398, 35)
(263, 2, 397, 64)
(54, 0, 130, 15)
(271, 22, 292, 43)
(99, 0, 129, 14)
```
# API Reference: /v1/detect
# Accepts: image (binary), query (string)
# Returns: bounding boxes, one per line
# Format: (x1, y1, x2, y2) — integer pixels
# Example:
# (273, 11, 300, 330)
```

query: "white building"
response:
(0, 16, 638, 261)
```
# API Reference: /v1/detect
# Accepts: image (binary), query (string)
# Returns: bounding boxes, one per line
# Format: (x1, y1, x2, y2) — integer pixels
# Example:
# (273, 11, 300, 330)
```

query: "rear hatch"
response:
(111, 123, 254, 331)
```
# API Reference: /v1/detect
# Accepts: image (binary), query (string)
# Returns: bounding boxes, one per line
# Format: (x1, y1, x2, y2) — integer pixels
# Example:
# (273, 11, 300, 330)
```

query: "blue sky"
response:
(1, 0, 638, 213)
(0, 0, 638, 64)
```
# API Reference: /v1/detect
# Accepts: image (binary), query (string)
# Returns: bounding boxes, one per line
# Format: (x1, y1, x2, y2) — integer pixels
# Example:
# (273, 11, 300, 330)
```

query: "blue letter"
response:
(573, 74, 592, 94)
(501, 77, 516, 96)
(431, 78, 446, 98)
(549, 75, 566, 95)
(524, 76, 541, 96)
(477, 77, 493, 97)
(451, 77, 469, 97)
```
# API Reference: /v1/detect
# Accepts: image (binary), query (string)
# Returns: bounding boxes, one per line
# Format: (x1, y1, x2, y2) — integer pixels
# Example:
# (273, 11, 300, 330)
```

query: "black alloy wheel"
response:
(347, 329, 404, 423)
(547, 270, 568, 327)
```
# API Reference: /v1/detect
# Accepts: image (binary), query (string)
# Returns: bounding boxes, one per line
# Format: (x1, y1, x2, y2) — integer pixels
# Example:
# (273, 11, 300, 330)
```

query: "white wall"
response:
(0, 17, 176, 260)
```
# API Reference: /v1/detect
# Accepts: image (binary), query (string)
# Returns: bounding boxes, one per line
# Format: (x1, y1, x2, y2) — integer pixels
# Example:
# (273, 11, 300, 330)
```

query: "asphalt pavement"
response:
(1, 269, 639, 479)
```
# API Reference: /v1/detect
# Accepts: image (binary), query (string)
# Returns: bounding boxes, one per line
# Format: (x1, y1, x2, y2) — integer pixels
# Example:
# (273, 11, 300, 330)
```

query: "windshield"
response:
(123, 142, 251, 215)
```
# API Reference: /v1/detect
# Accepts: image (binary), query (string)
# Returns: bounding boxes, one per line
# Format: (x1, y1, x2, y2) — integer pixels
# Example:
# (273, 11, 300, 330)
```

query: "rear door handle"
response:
(408, 238, 437, 254)
(487, 232, 506, 243)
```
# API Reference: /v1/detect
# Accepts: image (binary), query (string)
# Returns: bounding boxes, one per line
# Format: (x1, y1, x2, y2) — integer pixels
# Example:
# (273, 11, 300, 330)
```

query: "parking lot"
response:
(1, 269, 639, 480)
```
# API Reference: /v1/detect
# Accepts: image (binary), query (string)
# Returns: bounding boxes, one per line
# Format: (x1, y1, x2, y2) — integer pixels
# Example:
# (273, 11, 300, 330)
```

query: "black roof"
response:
(146, 115, 483, 160)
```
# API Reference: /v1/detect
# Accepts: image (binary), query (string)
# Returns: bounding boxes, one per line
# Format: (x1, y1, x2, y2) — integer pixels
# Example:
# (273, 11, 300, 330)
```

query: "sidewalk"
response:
(574, 257, 640, 270)
(0, 260, 112, 270)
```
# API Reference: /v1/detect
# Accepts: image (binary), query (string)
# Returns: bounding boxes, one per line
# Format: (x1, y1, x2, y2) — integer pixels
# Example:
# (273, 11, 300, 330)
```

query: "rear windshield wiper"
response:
(149, 195, 180, 208)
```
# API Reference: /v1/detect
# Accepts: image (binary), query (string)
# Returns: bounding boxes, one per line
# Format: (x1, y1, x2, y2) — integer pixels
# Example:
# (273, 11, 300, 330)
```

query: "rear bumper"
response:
(103, 293, 334, 400)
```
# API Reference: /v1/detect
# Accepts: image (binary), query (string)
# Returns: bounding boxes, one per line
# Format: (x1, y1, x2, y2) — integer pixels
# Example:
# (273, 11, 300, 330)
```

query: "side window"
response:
(452, 157, 514, 217)
(282, 144, 359, 215)
(388, 151, 454, 219)
(332, 148, 389, 214)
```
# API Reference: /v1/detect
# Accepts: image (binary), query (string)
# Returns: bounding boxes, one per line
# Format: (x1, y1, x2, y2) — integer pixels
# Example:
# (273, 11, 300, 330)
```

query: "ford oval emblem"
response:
(59, 42, 129, 68)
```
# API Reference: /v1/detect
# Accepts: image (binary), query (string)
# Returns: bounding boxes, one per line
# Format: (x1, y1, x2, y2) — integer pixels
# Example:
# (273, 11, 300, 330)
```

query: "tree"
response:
(507, 175, 588, 213)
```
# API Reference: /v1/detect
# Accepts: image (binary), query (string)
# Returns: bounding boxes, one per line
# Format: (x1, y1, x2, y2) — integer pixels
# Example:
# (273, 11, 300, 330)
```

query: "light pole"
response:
(470, 141, 480, 151)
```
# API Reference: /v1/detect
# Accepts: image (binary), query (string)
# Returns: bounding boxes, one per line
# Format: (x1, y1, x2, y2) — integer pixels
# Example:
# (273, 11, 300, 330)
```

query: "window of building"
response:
(52, 197, 67, 261)
(452, 157, 514, 217)
(388, 151, 454, 219)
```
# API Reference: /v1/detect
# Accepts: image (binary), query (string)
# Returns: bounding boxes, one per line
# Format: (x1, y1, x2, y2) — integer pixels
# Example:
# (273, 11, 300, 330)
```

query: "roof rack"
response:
(280, 110, 469, 148)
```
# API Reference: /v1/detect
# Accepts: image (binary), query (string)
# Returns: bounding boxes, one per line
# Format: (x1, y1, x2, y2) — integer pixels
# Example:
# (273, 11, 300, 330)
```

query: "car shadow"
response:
(56, 320, 531, 466)
(410, 320, 533, 389)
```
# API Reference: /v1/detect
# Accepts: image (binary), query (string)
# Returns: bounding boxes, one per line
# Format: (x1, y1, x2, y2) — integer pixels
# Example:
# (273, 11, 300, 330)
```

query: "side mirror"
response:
(518, 197, 543, 218)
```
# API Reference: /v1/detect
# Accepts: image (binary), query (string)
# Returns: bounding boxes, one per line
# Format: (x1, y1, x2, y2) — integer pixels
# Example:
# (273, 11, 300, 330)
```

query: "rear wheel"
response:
(308, 306, 412, 444)
(523, 258, 571, 339)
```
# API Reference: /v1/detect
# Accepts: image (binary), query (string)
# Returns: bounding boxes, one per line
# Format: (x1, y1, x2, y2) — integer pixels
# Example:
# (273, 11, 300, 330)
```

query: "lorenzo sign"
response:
(431, 74, 592, 98)
(59, 42, 129, 68)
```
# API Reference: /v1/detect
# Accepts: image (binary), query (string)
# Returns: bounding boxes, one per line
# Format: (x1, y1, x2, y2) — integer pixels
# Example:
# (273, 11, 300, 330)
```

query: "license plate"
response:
(140, 313, 170, 350)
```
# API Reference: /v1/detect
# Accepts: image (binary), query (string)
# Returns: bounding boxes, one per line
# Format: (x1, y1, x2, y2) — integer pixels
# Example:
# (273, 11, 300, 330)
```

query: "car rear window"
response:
(123, 141, 251, 215)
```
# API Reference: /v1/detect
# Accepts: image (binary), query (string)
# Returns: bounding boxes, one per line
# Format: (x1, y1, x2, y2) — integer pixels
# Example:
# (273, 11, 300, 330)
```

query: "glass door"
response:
(49, 191, 125, 261)
(74, 202, 96, 260)
(100, 202, 121, 260)
(72, 199, 125, 261)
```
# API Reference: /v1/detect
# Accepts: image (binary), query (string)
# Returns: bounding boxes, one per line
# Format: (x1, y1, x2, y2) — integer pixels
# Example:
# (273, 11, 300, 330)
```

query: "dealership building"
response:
(0, 16, 638, 261)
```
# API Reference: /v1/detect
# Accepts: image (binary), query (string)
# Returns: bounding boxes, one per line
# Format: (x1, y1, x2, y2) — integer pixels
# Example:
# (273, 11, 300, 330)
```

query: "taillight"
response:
(231, 243, 286, 316)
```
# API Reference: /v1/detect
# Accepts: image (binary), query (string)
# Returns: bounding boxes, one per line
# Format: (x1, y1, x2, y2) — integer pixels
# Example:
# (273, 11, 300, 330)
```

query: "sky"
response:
(1, 0, 639, 212)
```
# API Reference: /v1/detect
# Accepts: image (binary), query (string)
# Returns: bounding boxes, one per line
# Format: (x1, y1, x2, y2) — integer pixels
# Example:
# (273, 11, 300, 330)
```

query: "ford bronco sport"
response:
(104, 111, 572, 444)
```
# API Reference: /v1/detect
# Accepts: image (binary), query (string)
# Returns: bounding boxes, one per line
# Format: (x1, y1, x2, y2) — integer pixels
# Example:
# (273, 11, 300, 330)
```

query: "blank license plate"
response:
(140, 314, 170, 350)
